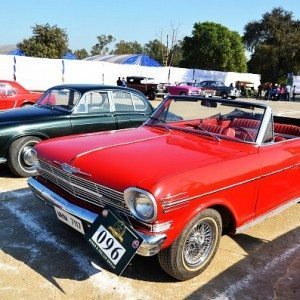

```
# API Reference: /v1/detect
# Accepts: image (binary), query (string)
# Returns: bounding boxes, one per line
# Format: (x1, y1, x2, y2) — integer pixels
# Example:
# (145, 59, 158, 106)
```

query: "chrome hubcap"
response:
(22, 146, 35, 166)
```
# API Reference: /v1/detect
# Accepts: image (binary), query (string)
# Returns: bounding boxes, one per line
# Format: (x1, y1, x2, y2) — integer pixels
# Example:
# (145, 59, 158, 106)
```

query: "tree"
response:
(180, 22, 247, 72)
(143, 39, 166, 65)
(17, 24, 68, 58)
(113, 40, 143, 54)
(150, 24, 182, 67)
(74, 48, 89, 59)
(91, 34, 115, 56)
(244, 7, 300, 83)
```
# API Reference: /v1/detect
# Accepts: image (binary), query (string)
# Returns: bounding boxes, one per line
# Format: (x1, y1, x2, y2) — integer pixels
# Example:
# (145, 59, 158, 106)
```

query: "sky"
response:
(1, 0, 299, 52)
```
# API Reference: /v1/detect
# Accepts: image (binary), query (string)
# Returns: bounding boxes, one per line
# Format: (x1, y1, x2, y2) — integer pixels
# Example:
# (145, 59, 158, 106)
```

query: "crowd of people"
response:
(256, 83, 296, 101)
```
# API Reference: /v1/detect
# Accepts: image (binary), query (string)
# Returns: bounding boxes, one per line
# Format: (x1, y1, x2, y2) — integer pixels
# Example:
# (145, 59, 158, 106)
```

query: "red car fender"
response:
(159, 197, 239, 249)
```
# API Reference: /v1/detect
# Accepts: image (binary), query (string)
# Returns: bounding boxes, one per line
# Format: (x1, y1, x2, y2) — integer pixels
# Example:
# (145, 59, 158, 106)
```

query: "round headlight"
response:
(124, 188, 157, 223)
(134, 193, 154, 220)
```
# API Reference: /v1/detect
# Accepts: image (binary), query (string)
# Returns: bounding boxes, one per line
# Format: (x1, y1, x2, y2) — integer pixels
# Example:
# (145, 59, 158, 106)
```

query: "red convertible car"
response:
(28, 96, 300, 280)
(0, 80, 42, 110)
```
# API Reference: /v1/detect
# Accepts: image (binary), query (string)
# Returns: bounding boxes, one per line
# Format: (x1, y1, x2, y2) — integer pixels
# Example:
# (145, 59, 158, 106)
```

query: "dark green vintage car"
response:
(0, 84, 154, 177)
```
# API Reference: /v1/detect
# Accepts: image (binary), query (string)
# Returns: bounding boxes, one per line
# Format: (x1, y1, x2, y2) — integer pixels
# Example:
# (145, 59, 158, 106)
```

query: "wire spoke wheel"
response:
(158, 209, 222, 281)
(183, 220, 215, 267)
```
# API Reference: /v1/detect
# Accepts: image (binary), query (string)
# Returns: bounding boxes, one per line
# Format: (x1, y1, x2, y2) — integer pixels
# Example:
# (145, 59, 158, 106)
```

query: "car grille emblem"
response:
(61, 163, 80, 174)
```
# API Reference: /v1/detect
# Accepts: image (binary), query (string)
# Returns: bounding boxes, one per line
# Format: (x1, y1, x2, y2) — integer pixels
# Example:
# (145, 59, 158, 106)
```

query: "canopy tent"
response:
(0, 45, 76, 59)
(84, 54, 161, 67)
(62, 52, 77, 59)
(0, 45, 24, 56)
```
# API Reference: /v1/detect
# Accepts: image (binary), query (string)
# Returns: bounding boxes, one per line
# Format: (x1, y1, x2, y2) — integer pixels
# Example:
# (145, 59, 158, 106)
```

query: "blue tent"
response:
(8, 49, 24, 56)
(84, 54, 161, 67)
(62, 52, 77, 60)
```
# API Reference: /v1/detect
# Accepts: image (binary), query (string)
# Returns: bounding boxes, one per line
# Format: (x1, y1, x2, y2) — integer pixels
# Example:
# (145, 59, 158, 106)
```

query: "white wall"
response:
(0, 54, 261, 91)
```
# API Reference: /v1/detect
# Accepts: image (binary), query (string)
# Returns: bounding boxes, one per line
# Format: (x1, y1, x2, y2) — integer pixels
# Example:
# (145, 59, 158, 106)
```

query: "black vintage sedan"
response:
(0, 84, 154, 177)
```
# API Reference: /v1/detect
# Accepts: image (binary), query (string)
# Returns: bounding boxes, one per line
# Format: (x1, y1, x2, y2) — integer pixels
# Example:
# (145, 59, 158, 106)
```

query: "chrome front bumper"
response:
(27, 177, 166, 256)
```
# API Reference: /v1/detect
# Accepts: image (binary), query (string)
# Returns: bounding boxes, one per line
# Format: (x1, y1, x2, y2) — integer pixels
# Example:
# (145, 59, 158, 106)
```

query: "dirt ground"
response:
(0, 98, 299, 299)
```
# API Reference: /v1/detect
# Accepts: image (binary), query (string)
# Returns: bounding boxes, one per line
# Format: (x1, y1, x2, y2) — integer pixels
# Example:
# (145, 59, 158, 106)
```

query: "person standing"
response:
(285, 84, 291, 101)
(122, 77, 127, 87)
(257, 84, 263, 99)
(116, 77, 122, 86)
(278, 84, 285, 101)
(292, 85, 296, 101)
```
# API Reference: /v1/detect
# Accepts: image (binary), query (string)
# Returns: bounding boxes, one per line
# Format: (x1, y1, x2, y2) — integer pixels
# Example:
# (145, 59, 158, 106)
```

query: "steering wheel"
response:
(224, 126, 254, 141)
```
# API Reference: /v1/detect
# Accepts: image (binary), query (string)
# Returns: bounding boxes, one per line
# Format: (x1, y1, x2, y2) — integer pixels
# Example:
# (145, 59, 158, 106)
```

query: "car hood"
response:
(36, 126, 255, 194)
(0, 105, 67, 125)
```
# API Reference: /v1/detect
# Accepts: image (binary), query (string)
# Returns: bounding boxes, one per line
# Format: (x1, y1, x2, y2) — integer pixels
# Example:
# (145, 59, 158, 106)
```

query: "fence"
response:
(0, 54, 261, 91)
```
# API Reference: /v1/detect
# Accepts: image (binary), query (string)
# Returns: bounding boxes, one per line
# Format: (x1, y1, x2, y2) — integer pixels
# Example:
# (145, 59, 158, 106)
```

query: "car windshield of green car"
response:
(37, 88, 81, 111)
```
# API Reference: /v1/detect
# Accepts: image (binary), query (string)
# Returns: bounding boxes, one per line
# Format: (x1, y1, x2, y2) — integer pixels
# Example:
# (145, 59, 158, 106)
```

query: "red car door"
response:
(256, 140, 300, 216)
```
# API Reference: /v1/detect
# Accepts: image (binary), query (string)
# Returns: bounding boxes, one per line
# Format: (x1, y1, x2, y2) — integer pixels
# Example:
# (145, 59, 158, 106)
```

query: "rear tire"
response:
(158, 209, 222, 281)
(148, 91, 156, 100)
(8, 136, 41, 177)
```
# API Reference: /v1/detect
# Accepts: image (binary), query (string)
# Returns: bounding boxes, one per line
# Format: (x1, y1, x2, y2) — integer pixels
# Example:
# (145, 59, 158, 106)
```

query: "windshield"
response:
(145, 96, 268, 143)
(37, 88, 81, 110)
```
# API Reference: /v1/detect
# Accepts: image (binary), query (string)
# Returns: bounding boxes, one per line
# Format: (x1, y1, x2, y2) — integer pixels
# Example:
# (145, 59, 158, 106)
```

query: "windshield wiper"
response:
(195, 124, 221, 142)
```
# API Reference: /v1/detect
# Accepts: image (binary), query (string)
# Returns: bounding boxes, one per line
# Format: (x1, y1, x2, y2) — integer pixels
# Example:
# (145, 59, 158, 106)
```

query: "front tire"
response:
(158, 209, 222, 281)
(221, 92, 228, 99)
(8, 136, 41, 177)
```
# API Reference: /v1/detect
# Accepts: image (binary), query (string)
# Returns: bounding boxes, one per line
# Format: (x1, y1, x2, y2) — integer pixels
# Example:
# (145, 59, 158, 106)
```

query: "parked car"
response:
(199, 80, 240, 99)
(28, 95, 299, 280)
(155, 83, 169, 98)
(0, 80, 43, 110)
(167, 82, 209, 96)
(238, 81, 256, 97)
(126, 76, 158, 100)
(0, 84, 154, 177)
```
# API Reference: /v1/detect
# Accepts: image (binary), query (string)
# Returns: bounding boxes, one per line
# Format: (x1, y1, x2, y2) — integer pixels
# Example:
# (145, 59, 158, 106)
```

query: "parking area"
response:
(0, 98, 299, 299)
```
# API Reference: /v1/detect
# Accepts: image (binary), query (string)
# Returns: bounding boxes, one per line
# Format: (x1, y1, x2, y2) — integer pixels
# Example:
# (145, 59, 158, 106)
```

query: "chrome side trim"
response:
(162, 162, 300, 209)
(28, 177, 166, 256)
(236, 197, 299, 233)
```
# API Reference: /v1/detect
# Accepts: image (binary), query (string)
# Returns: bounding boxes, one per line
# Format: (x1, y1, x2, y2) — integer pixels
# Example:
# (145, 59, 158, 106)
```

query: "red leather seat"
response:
(200, 123, 223, 134)
(221, 127, 236, 137)
(274, 136, 286, 142)
(274, 123, 300, 136)
(231, 118, 260, 129)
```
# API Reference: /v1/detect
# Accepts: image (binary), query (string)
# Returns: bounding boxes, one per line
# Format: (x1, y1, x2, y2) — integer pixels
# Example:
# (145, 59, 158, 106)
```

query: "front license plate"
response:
(85, 208, 144, 275)
(54, 207, 85, 234)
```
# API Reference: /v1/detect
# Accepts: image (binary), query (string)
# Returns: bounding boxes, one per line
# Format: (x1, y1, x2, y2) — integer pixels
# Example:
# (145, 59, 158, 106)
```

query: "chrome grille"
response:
(38, 159, 130, 214)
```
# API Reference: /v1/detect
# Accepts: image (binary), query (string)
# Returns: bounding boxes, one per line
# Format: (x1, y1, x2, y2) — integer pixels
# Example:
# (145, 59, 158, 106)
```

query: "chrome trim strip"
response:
(236, 197, 299, 233)
(163, 162, 300, 209)
(28, 177, 166, 257)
